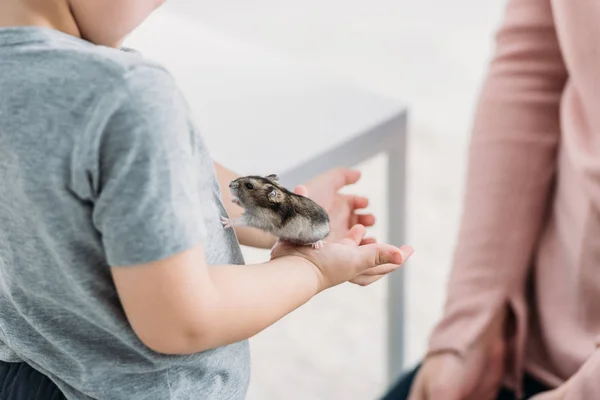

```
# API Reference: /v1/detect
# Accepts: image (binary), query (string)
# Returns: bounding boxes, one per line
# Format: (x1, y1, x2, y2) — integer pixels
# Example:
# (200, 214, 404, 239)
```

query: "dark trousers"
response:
(0, 361, 65, 400)
(381, 364, 551, 400)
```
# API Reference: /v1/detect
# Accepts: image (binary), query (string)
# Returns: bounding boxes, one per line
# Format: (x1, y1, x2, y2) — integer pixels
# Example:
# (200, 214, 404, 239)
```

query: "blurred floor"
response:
(152, 1, 507, 399)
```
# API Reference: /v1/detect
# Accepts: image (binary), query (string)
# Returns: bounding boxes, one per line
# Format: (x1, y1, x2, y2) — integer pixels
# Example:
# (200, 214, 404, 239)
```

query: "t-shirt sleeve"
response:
(91, 64, 207, 267)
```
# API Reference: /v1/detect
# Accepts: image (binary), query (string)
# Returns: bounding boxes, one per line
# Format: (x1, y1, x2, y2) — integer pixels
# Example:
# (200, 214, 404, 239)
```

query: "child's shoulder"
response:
(41, 36, 186, 128)
(14, 27, 173, 100)
(55, 38, 173, 92)
(23, 29, 191, 149)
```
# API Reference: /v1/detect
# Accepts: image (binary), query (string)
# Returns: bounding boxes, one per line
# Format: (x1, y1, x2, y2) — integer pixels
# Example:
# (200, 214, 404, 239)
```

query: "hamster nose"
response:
(229, 181, 239, 189)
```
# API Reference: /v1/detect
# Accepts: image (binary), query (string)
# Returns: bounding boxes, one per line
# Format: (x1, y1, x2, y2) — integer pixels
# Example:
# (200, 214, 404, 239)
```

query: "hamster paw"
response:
(221, 216, 235, 229)
(311, 240, 324, 250)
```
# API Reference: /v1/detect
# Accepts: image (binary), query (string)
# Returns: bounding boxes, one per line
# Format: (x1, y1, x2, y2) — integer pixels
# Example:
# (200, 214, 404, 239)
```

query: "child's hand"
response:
(270, 224, 414, 292)
(297, 168, 376, 244)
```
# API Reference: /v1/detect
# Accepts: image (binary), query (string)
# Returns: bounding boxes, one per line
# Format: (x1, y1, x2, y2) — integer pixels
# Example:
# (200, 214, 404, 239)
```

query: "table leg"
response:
(386, 126, 407, 384)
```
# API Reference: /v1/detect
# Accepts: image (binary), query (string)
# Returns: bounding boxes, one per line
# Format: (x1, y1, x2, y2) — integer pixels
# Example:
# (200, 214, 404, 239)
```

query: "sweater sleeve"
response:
(427, 0, 568, 390)
(563, 341, 600, 399)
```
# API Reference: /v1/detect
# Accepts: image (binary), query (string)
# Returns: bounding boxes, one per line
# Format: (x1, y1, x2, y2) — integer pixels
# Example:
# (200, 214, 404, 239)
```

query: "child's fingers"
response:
(399, 245, 415, 262)
(346, 194, 369, 210)
(359, 263, 402, 276)
(356, 213, 376, 227)
(360, 243, 413, 266)
(342, 224, 367, 245)
(293, 185, 309, 197)
(336, 168, 362, 188)
(350, 213, 375, 228)
(350, 274, 384, 286)
(360, 237, 377, 245)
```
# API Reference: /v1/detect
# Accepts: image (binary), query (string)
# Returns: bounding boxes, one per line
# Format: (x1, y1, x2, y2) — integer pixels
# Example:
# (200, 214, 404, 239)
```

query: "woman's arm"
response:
(428, 0, 568, 380)
(560, 347, 600, 399)
(530, 347, 600, 399)
(213, 162, 277, 249)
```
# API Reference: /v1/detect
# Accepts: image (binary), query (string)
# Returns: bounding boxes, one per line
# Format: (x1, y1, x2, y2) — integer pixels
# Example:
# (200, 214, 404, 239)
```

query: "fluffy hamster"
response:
(221, 174, 330, 249)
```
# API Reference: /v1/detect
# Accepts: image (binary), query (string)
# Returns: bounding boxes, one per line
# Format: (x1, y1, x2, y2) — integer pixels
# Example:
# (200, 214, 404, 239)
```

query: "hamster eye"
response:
(245, 183, 254, 189)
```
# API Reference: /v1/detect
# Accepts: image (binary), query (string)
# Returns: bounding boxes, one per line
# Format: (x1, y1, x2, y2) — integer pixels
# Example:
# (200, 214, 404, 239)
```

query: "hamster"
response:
(221, 174, 330, 249)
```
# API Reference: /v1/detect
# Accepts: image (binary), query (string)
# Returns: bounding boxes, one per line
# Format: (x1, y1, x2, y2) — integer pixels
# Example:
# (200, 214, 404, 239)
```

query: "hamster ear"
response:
(267, 189, 278, 200)
(266, 174, 279, 182)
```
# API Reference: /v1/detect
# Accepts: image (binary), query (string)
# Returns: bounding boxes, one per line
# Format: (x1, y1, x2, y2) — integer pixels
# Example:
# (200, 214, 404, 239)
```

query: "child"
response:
(0, 0, 413, 399)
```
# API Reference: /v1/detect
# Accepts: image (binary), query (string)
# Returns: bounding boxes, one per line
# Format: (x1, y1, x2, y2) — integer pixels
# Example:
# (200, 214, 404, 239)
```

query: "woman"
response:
(384, 0, 600, 399)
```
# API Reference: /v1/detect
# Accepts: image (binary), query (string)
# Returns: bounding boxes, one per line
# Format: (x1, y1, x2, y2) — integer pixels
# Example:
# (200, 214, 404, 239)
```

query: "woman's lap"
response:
(0, 360, 65, 400)
(380, 363, 550, 400)
(380, 365, 420, 400)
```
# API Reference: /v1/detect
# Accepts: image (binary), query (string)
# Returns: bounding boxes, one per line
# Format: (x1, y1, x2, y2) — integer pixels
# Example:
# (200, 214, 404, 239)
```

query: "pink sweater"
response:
(427, 0, 600, 397)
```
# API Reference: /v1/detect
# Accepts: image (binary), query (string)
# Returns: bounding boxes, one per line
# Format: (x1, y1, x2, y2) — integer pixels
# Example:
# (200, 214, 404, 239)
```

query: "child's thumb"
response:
(359, 243, 408, 267)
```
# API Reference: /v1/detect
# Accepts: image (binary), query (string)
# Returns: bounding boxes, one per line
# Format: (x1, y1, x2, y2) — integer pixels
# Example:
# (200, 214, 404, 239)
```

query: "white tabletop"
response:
(125, 11, 406, 182)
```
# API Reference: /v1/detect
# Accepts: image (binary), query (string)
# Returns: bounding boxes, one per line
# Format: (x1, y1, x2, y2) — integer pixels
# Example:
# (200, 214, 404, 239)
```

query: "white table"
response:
(126, 11, 409, 384)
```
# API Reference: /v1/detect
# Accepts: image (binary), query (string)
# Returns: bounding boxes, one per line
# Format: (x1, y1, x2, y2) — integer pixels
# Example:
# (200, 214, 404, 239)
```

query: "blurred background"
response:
(129, 1, 507, 398)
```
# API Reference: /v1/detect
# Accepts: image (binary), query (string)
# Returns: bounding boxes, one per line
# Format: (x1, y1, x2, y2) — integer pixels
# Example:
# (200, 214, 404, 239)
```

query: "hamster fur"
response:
(221, 174, 330, 249)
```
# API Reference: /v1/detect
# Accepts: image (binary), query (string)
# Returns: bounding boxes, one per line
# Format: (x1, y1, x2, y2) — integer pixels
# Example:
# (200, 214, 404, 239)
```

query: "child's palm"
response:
(271, 225, 412, 291)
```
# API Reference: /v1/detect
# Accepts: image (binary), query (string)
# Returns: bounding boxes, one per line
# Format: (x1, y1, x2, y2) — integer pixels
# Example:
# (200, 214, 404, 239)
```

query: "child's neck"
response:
(0, 0, 81, 39)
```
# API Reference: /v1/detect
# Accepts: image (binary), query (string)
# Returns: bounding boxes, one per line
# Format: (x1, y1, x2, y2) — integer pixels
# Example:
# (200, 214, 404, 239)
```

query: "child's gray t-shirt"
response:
(0, 27, 249, 399)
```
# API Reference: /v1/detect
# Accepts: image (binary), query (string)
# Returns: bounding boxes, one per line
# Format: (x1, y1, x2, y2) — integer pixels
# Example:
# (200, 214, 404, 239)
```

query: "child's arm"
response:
(88, 64, 410, 356)
(111, 227, 410, 355)
(213, 162, 277, 249)
(111, 245, 318, 354)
